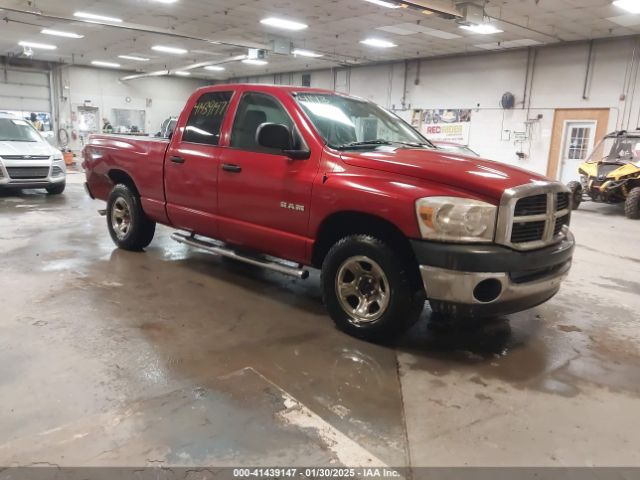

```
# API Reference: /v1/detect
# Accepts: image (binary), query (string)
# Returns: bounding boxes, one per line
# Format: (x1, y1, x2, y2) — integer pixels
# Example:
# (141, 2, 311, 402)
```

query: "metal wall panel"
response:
(0, 67, 51, 112)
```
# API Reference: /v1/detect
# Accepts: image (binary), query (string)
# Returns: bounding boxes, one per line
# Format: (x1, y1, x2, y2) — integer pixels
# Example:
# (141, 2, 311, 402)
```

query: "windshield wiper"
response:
(334, 140, 393, 150)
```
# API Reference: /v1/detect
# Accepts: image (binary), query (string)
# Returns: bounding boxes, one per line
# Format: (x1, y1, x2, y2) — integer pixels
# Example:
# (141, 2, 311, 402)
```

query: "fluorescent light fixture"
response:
(152, 45, 188, 54)
(360, 38, 397, 48)
(74, 11, 123, 23)
(242, 59, 268, 65)
(613, 0, 640, 13)
(204, 65, 226, 71)
(260, 17, 308, 31)
(174, 71, 190, 76)
(363, 0, 401, 8)
(41, 29, 84, 39)
(91, 60, 121, 68)
(154, 0, 179, 3)
(292, 48, 323, 58)
(149, 70, 169, 76)
(18, 41, 56, 50)
(118, 55, 150, 62)
(459, 23, 503, 34)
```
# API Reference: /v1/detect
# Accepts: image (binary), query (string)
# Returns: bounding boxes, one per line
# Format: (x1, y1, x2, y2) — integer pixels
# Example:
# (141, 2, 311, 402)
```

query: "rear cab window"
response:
(182, 91, 233, 145)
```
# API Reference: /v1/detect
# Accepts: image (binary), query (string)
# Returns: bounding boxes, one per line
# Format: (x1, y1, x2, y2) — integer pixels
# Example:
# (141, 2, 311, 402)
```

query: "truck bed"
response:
(83, 134, 171, 224)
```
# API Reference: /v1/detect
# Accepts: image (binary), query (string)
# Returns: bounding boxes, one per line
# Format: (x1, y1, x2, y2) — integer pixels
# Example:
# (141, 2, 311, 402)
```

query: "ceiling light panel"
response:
(613, 0, 640, 14)
(204, 65, 226, 71)
(360, 38, 397, 48)
(363, 0, 401, 8)
(242, 59, 268, 65)
(74, 12, 123, 23)
(118, 55, 150, 62)
(41, 29, 84, 39)
(91, 60, 121, 68)
(292, 48, 323, 58)
(18, 41, 56, 50)
(152, 45, 188, 54)
(174, 71, 190, 76)
(260, 17, 308, 31)
(459, 24, 503, 34)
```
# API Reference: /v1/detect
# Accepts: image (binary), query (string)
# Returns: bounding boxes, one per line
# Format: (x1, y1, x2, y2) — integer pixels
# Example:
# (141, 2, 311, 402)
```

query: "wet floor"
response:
(0, 175, 639, 467)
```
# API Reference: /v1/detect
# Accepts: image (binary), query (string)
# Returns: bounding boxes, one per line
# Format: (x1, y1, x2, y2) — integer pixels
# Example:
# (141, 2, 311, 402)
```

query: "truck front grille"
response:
(6, 167, 50, 179)
(496, 182, 571, 251)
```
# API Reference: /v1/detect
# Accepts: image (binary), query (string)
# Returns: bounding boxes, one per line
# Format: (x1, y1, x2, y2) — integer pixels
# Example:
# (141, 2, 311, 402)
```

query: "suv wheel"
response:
(567, 181, 582, 210)
(46, 182, 66, 195)
(321, 235, 425, 342)
(625, 187, 640, 219)
(106, 184, 156, 250)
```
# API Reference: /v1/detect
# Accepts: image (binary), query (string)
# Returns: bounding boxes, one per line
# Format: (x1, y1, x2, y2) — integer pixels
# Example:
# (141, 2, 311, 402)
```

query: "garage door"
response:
(0, 67, 51, 113)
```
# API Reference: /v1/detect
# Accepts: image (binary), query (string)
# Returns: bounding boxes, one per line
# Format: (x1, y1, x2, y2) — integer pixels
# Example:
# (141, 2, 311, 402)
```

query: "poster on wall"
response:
(413, 109, 472, 145)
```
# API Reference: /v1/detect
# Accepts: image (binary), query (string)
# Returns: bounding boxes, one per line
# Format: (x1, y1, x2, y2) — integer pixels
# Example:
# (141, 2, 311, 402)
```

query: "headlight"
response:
(52, 154, 64, 162)
(416, 197, 497, 243)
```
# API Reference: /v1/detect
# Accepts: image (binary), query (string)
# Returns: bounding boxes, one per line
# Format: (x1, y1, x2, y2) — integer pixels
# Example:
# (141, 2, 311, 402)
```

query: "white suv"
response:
(0, 113, 66, 195)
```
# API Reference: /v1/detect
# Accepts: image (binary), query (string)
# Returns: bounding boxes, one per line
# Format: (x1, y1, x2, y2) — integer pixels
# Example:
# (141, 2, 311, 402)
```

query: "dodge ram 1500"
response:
(83, 84, 574, 341)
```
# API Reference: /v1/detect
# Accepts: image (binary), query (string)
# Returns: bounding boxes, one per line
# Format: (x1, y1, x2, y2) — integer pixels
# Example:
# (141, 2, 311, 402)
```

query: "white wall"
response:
(54, 66, 207, 151)
(239, 36, 640, 177)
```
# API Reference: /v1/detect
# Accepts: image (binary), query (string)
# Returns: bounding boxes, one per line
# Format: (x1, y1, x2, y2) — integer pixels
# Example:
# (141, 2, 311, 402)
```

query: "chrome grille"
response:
(496, 182, 571, 251)
(6, 167, 50, 179)
(0, 155, 50, 160)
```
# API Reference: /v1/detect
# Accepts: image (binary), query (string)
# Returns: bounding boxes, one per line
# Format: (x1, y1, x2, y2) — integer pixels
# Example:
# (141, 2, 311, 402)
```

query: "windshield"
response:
(295, 93, 432, 150)
(587, 135, 640, 164)
(0, 118, 42, 142)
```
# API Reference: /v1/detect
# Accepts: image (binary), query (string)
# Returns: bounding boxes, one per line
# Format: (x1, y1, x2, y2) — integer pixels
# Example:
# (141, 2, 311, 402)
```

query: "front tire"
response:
(46, 182, 65, 195)
(625, 187, 640, 219)
(567, 181, 582, 210)
(321, 235, 425, 342)
(106, 184, 156, 250)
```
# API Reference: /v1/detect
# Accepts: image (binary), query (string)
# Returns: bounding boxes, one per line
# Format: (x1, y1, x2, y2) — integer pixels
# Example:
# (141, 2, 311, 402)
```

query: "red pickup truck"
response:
(83, 84, 574, 341)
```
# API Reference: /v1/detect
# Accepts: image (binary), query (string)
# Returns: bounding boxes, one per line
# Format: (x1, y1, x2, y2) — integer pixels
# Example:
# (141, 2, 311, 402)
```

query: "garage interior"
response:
(1, 0, 640, 472)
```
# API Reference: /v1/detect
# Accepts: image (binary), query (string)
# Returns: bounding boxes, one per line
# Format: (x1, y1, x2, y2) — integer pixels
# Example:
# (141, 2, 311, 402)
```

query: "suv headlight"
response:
(416, 197, 497, 243)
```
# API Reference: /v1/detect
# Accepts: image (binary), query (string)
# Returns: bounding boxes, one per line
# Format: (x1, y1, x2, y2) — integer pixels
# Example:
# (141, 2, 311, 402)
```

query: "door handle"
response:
(222, 163, 242, 173)
(170, 155, 185, 164)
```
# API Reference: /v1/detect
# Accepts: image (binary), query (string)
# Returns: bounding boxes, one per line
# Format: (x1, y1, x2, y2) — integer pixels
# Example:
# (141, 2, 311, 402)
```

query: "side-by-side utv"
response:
(568, 130, 640, 219)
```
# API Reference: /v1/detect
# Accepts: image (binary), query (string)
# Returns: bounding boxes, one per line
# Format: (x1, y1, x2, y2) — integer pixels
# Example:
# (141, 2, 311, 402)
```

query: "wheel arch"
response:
(311, 211, 418, 270)
(108, 169, 140, 196)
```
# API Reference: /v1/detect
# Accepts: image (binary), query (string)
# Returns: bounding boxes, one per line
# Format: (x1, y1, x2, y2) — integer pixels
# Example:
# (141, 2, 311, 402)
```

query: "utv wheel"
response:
(567, 181, 582, 210)
(321, 235, 425, 342)
(46, 182, 66, 195)
(106, 184, 156, 250)
(625, 187, 640, 219)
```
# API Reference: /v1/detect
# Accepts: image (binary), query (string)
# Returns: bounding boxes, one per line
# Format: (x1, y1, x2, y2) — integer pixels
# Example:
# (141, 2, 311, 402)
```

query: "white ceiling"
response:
(0, 0, 639, 80)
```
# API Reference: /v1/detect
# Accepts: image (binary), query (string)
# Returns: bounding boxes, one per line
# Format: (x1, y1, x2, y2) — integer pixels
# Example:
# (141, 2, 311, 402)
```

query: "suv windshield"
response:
(295, 93, 432, 150)
(587, 135, 640, 164)
(0, 118, 42, 142)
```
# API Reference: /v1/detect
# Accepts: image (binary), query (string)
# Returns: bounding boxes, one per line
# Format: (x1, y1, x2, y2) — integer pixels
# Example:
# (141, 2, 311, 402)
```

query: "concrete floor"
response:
(0, 173, 639, 467)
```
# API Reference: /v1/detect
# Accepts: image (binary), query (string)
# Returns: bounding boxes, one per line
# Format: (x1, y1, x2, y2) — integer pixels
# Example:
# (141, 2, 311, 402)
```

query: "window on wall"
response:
(182, 91, 232, 145)
(567, 125, 593, 160)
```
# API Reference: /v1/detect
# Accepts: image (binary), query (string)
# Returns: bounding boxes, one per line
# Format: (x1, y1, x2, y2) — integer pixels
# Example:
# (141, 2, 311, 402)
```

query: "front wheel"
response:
(106, 184, 156, 250)
(46, 182, 65, 195)
(625, 187, 640, 219)
(567, 181, 582, 210)
(321, 235, 425, 342)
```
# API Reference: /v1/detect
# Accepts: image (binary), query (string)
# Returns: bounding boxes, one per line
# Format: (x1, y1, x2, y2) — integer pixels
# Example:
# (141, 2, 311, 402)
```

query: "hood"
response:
(0, 140, 60, 157)
(340, 148, 549, 200)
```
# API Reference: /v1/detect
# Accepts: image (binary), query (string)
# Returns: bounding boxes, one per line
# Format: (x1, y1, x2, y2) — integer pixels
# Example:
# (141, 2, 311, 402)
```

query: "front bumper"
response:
(412, 232, 574, 317)
(0, 162, 66, 189)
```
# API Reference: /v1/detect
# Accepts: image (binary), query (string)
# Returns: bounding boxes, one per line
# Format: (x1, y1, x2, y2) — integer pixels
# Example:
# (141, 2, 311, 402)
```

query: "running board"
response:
(171, 232, 309, 279)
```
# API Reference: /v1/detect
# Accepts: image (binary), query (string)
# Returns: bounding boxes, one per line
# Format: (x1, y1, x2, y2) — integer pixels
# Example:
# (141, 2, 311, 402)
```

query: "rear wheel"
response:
(321, 235, 425, 342)
(46, 182, 65, 195)
(625, 187, 640, 219)
(106, 184, 156, 250)
(567, 181, 582, 210)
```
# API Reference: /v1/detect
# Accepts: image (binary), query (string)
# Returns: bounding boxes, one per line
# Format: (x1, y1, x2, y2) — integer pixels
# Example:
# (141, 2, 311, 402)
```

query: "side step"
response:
(171, 232, 309, 279)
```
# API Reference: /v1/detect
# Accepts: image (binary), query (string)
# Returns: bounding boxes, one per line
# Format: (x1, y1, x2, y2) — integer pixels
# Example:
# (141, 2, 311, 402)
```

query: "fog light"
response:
(473, 278, 502, 303)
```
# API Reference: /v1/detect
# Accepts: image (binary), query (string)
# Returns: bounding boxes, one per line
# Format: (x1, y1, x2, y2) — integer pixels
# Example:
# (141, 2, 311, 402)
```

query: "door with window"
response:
(559, 121, 596, 183)
(164, 90, 233, 238)
(217, 91, 318, 262)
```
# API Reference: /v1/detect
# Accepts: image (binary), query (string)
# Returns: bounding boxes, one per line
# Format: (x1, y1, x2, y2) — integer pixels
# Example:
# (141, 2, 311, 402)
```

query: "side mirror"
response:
(256, 123, 310, 160)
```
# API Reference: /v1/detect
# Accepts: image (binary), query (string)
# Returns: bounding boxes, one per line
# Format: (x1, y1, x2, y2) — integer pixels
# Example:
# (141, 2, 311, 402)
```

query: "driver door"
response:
(217, 91, 319, 262)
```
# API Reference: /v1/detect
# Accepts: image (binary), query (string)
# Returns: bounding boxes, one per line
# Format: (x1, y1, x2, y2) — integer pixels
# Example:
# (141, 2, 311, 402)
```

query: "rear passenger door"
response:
(164, 90, 233, 238)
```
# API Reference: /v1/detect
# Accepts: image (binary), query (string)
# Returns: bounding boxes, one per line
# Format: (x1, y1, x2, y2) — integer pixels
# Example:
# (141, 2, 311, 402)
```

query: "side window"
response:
(230, 92, 296, 152)
(182, 91, 232, 145)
